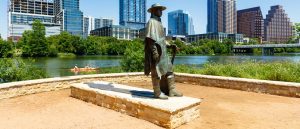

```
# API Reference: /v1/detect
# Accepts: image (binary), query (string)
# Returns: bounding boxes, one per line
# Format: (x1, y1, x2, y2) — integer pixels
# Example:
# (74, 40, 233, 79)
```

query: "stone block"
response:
(71, 81, 201, 129)
(175, 73, 300, 98)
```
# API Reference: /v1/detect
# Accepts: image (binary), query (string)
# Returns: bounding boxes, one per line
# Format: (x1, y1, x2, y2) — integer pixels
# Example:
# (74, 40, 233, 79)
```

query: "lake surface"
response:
(18, 54, 300, 77)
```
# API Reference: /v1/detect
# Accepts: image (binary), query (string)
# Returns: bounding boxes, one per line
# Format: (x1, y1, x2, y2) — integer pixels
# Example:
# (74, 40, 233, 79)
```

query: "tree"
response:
(73, 38, 87, 55)
(46, 35, 60, 57)
(295, 23, 300, 33)
(108, 38, 129, 55)
(19, 30, 32, 57)
(21, 20, 48, 57)
(248, 38, 259, 45)
(222, 39, 234, 54)
(57, 31, 76, 53)
(121, 39, 144, 72)
(84, 36, 104, 55)
(295, 23, 300, 40)
(171, 39, 188, 55)
(0, 39, 13, 58)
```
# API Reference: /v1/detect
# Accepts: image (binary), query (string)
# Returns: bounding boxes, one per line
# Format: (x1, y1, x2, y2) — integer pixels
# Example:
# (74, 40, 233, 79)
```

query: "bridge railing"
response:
(233, 43, 300, 49)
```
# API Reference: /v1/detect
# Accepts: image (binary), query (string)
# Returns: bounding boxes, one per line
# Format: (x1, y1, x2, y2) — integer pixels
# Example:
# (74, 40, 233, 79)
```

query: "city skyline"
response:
(1, 0, 300, 39)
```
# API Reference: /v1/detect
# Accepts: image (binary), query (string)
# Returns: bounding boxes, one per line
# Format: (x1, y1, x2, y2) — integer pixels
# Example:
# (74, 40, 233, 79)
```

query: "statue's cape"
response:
(144, 38, 152, 76)
(144, 18, 172, 77)
(145, 18, 165, 42)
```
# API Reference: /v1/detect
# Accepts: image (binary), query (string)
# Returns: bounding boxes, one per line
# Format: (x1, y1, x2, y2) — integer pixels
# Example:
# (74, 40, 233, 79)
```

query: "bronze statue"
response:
(144, 3, 183, 99)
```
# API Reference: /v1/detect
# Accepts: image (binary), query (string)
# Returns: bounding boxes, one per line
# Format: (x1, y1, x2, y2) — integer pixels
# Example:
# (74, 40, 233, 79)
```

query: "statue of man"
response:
(144, 3, 183, 99)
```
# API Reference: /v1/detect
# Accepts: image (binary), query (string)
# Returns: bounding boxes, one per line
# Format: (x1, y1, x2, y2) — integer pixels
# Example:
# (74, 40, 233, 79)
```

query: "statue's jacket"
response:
(144, 18, 172, 78)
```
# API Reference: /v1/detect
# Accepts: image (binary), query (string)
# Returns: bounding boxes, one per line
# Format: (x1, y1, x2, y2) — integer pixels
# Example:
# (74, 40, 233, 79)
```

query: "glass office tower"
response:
(83, 16, 113, 38)
(8, 0, 60, 41)
(54, 0, 83, 36)
(119, 0, 146, 29)
(94, 18, 113, 29)
(207, 0, 237, 33)
(90, 25, 140, 40)
(207, 0, 218, 33)
(168, 10, 195, 36)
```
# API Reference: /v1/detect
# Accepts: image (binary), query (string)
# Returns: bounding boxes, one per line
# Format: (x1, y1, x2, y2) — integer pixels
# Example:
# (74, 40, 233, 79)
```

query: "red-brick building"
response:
(237, 7, 264, 40)
(264, 5, 293, 43)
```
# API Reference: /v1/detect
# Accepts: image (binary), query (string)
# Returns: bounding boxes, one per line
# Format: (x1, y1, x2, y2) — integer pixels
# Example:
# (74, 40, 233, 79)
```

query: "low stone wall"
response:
(1, 72, 300, 100)
(0, 73, 146, 100)
(175, 73, 300, 98)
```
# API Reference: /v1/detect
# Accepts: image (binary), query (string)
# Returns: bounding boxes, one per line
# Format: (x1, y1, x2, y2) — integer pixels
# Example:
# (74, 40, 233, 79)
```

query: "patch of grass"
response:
(174, 61, 300, 83)
(99, 67, 124, 74)
(57, 53, 76, 58)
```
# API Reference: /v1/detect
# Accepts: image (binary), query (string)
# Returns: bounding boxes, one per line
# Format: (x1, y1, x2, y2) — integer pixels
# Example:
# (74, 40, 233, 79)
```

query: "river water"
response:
(19, 53, 300, 77)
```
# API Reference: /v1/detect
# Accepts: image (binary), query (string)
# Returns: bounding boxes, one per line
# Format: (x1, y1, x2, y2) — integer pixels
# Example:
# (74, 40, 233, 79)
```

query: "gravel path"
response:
(0, 82, 300, 129)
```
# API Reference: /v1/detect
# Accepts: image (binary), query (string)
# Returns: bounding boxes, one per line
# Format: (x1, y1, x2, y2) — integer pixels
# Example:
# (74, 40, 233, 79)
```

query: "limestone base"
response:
(71, 81, 201, 129)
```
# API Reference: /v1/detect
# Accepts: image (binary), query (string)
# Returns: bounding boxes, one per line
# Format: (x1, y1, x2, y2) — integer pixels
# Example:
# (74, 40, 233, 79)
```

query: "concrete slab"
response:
(71, 81, 201, 129)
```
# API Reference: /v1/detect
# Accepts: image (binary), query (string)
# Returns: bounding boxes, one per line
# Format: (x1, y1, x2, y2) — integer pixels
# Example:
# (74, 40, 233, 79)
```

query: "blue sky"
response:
(1, 0, 300, 39)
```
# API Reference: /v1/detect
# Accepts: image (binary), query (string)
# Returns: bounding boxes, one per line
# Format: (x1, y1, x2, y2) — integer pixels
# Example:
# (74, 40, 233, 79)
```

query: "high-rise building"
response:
(207, 0, 237, 33)
(54, 0, 83, 36)
(264, 5, 293, 43)
(90, 25, 140, 40)
(237, 7, 264, 39)
(168, 10, 195, 36)
(207, 0, 218, 33)
(83, 16, 92, 38)
(8, 0, 60, 41)
(187, 32, 243, 43)
(94, 18, 114, 30)
(119, 0, 146, 30)
(83, 16, 113, 38)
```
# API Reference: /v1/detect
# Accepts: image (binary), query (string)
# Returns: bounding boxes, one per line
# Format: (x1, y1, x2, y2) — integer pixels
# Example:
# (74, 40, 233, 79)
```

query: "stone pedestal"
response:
(71, 81, 201, 129)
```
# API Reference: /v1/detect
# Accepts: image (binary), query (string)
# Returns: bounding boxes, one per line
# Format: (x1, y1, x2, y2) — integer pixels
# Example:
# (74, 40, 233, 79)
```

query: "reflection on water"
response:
(21, 55, 122, 77)
(15, 54, 300, 77)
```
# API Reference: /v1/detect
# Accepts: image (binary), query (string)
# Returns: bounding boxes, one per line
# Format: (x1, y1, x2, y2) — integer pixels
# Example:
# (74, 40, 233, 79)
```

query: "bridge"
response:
(232, 43, 300, 55)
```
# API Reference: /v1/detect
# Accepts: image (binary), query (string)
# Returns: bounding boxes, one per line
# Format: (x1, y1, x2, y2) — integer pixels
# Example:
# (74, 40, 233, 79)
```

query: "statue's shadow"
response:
(85, 82, 154, 99)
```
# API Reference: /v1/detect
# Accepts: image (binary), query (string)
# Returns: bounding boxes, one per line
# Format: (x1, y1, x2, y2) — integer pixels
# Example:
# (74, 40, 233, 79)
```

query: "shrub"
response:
(0, 58, 47, 83)
(121, 39, 144, 72)
(100, 67, 123, 74)
(0, 39, 14, 58)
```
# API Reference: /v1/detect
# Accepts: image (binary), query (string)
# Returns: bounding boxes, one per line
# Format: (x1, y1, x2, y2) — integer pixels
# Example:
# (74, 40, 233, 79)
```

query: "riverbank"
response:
(100, 61, 300, 83)
(2, 56, 300, 83)
(174, 61, 300, 83)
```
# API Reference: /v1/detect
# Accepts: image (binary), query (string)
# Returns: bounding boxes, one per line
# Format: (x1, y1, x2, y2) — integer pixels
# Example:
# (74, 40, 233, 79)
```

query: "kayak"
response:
(70, 68, 99, 72)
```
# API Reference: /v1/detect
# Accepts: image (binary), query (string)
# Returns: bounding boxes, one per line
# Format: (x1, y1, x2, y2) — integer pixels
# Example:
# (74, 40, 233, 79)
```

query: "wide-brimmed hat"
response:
(147, 3, 166, 13)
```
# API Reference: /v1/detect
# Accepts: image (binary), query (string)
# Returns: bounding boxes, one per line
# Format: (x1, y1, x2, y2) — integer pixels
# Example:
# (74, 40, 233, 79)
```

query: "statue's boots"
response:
(153, 86, 168, 99)
(152, 79, 168, 99)
(167, 75, 183, 97)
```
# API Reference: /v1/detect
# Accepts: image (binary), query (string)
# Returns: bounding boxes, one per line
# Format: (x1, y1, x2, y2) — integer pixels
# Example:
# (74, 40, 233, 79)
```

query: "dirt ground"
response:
(1, 82, 300, 129)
